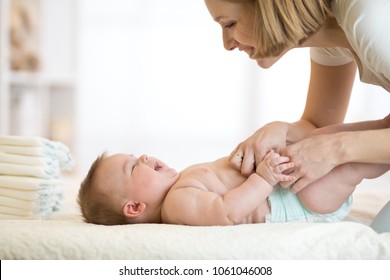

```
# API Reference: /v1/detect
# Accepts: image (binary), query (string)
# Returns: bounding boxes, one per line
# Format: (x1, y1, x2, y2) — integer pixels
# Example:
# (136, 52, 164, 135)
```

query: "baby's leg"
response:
(298, 162, 390, 214)
(297, 115, 390, 213)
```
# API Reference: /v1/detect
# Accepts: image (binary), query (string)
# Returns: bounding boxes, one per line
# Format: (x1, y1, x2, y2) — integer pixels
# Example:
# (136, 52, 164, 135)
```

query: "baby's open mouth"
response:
(154, 162, 161, 171)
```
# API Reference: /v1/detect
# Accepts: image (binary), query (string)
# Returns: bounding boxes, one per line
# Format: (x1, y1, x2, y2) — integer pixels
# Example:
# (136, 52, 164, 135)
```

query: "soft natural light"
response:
(74, 0, 389, 174)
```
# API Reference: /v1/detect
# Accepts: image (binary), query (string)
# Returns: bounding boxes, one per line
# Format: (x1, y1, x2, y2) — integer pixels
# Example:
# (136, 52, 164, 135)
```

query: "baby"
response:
(78, 146, 389, 226)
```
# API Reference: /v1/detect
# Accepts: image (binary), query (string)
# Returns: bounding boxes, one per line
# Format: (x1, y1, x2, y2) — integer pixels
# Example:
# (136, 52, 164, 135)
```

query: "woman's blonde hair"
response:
(225, 0, 334, 58)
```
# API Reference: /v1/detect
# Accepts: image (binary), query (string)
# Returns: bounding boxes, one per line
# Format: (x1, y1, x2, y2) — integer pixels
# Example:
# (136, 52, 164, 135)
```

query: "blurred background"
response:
(1, 0, 389, 178)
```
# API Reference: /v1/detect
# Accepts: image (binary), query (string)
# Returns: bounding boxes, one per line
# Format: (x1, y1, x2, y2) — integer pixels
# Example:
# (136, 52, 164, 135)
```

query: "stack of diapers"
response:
(0, 135, 74, 219)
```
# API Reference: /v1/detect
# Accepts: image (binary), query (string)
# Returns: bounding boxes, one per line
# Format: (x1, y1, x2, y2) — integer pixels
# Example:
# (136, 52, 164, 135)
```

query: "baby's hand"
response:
(256, 150, 295, 186)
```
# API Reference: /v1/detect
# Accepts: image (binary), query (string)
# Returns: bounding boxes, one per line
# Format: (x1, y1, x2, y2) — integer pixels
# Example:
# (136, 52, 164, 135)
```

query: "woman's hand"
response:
(229, 121, 289, 176)
(279, 133, 341, 193)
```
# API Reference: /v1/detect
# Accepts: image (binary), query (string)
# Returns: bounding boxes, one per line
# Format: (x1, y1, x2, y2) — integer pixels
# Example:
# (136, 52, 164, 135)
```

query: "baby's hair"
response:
(78, 152, 129, 225)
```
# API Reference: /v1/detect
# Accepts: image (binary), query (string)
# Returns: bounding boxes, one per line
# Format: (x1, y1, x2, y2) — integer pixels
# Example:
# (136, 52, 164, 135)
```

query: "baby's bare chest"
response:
(177, 162, 246, 193)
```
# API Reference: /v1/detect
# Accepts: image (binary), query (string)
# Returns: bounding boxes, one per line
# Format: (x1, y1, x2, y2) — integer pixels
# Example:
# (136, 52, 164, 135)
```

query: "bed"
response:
(1, 173, 390, 260)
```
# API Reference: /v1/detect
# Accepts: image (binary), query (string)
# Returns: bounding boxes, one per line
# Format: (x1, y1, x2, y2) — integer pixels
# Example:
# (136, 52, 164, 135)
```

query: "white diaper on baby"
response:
(266, 184, 352, 223)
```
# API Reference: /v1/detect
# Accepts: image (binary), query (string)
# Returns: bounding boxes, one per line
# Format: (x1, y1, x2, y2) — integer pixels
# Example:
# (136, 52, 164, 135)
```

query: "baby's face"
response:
(97, 154, 180, 207)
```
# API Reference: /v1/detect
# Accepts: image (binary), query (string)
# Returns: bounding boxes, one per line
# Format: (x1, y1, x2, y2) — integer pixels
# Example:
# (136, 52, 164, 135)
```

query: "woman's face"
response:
(204, 0, 285, 68)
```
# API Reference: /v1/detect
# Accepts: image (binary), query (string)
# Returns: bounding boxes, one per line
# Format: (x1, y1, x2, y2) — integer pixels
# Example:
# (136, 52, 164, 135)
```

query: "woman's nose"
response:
(223, 30, 237, 51)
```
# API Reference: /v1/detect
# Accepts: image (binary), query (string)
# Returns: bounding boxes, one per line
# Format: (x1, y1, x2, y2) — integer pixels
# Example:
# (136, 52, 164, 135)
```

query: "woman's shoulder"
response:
(334, 0, 390, 80)
(310, 47, 353, 66)
(333, 0, 389, 34)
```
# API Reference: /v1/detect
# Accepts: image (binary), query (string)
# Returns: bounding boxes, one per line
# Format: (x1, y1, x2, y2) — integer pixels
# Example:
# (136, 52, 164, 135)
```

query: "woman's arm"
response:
(342, 128, 390, 164)
(282, 116, 390, 193)
(300, 60, 357, 129)
(230, 60, 357, 175)
(284, 60, 357, 142)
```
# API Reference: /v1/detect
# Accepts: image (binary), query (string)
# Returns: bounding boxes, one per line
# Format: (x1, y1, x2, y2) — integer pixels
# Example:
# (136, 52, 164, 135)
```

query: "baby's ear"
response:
(122, 200, 146, 218)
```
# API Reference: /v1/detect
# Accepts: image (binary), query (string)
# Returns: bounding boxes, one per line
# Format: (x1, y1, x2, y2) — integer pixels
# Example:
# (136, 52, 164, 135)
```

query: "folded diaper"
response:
(0, 153, 58, 167)
(0, 175, 61, 191)
(0, 205, 54, 219)
(0, 135, 75, 170)
(0, 186, 54, 200)
(0, 176, 64, 218)
(0, 162, 60, 179)
(0, 135, 47, 146)
(0, 195, 58, 212)
(0, 135, 75, 220)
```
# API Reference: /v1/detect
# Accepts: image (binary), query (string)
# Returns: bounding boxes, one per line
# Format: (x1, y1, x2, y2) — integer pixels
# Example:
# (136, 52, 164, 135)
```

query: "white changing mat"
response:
(0, 174, 390, 260)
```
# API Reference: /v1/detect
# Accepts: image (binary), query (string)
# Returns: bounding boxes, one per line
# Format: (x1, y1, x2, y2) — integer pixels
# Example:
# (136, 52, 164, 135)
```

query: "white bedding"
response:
(1, 173, 390, 260)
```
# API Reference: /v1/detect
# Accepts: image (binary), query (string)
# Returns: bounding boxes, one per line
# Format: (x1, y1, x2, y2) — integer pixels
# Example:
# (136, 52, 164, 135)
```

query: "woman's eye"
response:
(225, 22, 236, 29)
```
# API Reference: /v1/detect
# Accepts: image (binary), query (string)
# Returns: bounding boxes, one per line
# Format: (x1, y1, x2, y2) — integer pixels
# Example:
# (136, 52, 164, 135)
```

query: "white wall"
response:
(75, 0, 390, 176)
(76, 0, 255, 174)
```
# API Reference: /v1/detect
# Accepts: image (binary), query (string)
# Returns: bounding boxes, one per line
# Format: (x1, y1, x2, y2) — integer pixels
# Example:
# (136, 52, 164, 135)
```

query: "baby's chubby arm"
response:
(162, 173, 274, 226)
(256, 150, 295, 186)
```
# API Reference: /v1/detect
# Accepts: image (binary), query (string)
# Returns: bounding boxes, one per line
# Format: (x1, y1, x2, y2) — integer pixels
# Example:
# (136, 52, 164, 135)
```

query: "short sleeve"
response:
(332, 0, 390, 90)
(310, 47, 354, 66)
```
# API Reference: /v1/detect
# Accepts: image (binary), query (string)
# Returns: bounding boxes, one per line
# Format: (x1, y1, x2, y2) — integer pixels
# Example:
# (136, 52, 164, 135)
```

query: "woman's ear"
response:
(122, 200, 146, 218)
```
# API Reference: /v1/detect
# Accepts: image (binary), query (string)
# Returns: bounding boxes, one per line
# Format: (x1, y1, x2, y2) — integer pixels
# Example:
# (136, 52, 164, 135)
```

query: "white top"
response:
(310, 0, 390, 92)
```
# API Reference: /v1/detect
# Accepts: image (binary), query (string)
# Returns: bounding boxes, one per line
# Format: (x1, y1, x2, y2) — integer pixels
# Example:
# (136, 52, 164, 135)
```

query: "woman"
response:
(204, 0, 390, 193)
